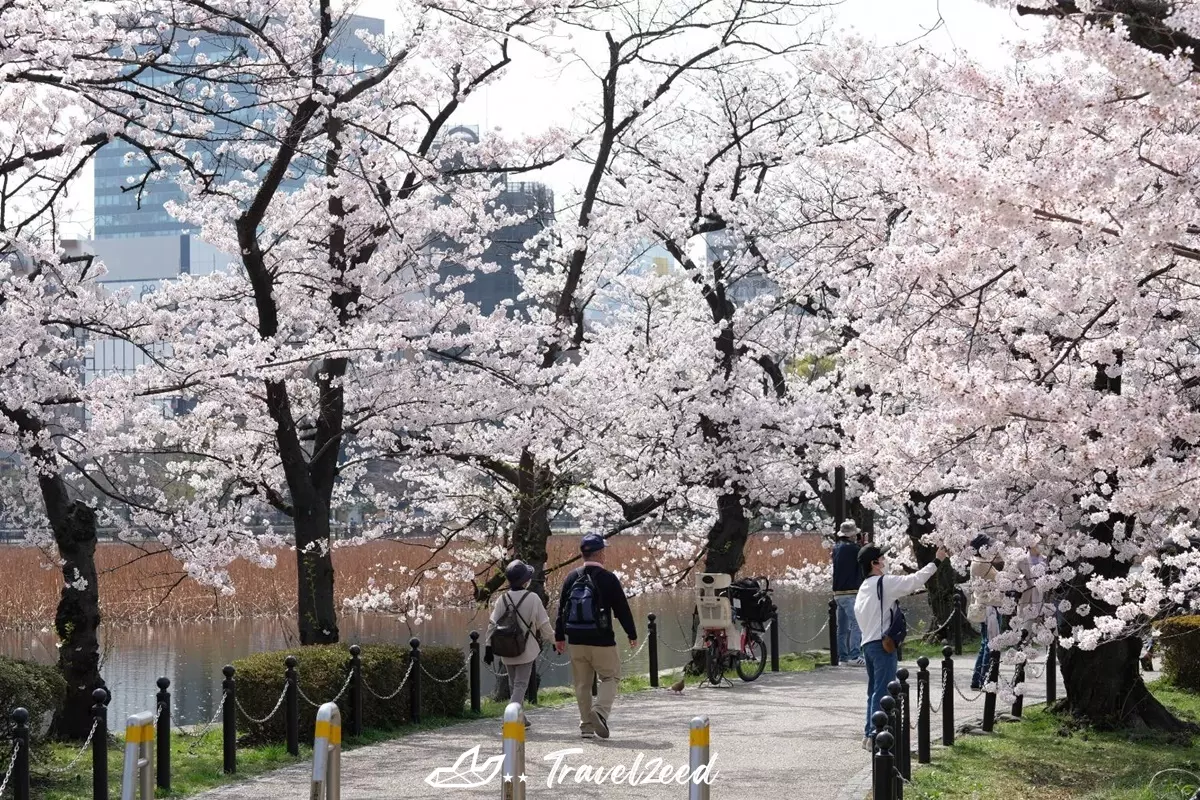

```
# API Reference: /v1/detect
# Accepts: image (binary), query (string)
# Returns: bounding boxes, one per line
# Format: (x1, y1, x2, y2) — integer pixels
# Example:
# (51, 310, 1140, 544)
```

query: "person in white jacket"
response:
(854, 544, 947, 749)
(483, 560, 555, 728)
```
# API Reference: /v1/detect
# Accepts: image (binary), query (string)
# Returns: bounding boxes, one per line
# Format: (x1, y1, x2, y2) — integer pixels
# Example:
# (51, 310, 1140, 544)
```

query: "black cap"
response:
(970, 534, 992, 555)
(505, 560, 534, 587)
(858, 545, 887, 568)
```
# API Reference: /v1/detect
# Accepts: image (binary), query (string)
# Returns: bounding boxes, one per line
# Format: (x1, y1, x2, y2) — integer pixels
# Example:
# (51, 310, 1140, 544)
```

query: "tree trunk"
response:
(512, 450, 553, 606)
(703, 492, 749, 575)
(294, 508, 338, 645)
(904, 491, 959, 638)
(1059, 637, 1190, 731)
(39, 474, 103, 741)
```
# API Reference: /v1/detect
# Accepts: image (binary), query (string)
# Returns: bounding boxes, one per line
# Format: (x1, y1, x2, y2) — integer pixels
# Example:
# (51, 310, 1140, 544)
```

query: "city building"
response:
(94, 14, 385, 239)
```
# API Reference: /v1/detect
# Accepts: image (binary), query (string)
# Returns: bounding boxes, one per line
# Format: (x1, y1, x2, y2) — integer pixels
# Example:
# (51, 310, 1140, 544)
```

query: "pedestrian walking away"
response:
(854, 543, 947, 750)
(484, 559, 555, 728)
(831, 520, 865, 665)
(554, 533, 638, 740)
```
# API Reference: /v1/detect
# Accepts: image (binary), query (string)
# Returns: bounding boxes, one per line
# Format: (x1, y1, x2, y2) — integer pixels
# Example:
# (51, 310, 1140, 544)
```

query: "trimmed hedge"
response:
(233, 643, 468, 744)
(0, 655, 66, 742)
(1158, 615, 1200, 691)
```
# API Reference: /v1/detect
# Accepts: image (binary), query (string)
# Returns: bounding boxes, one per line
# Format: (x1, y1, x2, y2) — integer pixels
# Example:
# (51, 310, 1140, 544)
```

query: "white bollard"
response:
(120, 711, 154, 800)
(500, 701, 526, 800)
(688, 716, 711, 800)
(310, 702, 342, 800)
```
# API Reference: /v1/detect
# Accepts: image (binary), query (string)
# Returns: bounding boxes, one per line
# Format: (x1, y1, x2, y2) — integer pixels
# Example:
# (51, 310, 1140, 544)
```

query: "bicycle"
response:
(694, 573, 773, 685)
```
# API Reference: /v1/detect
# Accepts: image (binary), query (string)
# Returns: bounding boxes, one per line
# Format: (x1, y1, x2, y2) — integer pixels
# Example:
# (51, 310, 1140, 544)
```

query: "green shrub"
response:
(0, 656, 66, 742)
(233, 643, 468, 744)
(1157, 615, 1200, 691)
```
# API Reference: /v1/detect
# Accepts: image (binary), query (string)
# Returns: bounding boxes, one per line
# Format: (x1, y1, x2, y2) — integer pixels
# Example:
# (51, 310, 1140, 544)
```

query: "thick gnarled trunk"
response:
(512, 450, 553, 605)
(39, 474, 103, 740)
(1059, 637, 1188, 731)
(294, 508, 339, 645)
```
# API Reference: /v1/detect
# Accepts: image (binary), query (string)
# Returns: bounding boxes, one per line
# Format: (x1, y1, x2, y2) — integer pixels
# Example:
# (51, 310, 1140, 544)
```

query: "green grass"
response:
(905, 682, 1200, 800)
(34, 650, 824, 799)
(901, 638, 982, 662)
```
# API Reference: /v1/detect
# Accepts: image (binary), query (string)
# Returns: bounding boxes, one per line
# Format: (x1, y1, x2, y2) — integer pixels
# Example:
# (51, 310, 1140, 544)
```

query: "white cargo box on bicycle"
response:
(693, 573, 775, 685)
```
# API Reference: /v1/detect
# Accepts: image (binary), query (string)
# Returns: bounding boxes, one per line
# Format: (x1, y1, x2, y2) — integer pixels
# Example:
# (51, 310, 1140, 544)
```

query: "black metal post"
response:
(409, 637, 422, 724)
(92, 687, 108, 800)
(916, 657, 931, 764)
(156, 677, 171, 791)
(941, 646, 954, 747)
(469, 632, 481, 714)
(872, 713, 895, 800)
(1011, 660, 1026, 718)
(11, 708, 29, 800)
(953, 594, 964, 656)
(285, 656, 299, 756)
(648, 614, 659, 688)
(222, 664, 237, 774)
(981, 650, 1000, 733)
(769, 610, 780, 672)
(349, 644, 363, 737)
(828, 599, 840, 667)
(897, 668, 912, 781)
(882, 693, 903, 799)
(1046, 639, 1057, 704)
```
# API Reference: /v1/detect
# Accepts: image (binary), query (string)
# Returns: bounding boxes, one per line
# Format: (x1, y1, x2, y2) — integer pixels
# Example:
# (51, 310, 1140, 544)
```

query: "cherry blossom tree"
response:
(833, 7, 1200, 727)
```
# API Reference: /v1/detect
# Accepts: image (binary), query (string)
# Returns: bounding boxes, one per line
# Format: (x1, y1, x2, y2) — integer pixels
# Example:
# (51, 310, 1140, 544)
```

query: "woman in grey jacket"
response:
(483, 560, 555, 727)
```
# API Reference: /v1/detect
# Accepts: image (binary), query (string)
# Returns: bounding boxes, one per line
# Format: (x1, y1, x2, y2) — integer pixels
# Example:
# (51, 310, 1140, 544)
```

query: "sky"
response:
(60, 0, 1036, 238)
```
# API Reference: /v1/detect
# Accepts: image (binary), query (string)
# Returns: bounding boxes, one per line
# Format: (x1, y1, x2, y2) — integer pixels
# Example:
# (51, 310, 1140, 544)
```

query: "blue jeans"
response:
(863, 640, 898, 737)
(971, 623, 990, 688)
(835, 595, 862, 661)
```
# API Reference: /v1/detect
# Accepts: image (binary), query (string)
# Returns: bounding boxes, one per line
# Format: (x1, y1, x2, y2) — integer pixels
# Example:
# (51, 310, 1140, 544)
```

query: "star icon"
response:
(519, 774, 528, 783)
(503, 774, 512, 783)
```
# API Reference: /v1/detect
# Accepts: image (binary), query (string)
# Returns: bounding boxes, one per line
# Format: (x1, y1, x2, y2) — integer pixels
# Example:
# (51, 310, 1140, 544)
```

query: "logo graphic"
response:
(424, 745, 505, 789)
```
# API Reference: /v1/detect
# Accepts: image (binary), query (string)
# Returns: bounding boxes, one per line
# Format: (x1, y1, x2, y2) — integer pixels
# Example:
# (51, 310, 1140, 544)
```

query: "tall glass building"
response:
(93, 14, 385, 239)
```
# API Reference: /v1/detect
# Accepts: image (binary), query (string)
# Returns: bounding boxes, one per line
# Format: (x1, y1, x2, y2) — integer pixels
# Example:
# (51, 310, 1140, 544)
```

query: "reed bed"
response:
(0, 532, 825, 628)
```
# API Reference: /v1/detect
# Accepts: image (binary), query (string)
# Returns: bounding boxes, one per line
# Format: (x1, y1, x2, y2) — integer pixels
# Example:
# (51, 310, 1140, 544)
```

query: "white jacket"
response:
(854, 564, 938, 645)
(484, 588, 555, 666)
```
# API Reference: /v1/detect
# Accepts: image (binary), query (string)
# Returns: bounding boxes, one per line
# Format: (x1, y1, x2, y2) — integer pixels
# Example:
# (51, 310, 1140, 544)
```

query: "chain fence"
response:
(41, 718, 99, 777)
(620, 637, 650, 664)
(537, 648, 573, 667)
(0, 740, 19, 797)
(778, 617, 830, 646)
(298, 669, 354, 709)
(236, 683, 289, 725)
(421, 655, 471, 685)
(176, 691, 228, 753)
(363, 660, 415, 701)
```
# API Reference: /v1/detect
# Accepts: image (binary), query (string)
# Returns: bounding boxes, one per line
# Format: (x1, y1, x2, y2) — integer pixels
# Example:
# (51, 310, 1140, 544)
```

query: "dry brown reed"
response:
(0, 533, 825, 629)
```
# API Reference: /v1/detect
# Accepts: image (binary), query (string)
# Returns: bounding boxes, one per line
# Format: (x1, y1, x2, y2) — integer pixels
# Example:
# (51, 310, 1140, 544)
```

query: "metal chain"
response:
(779, 617, 830, 646)
(421, 655, 471, 684)
(928, 669, 946, 714)
(42, 719, 99, 776)
(951, 673, 985, 703)
(178, 691, 228, 753)
(298, 669, 354, 709)
(0, 740, 19, 797)
(619, 638, 648, 662)
(537, 649, 573, 667)
(363, 660, 415, 701)
(236, 684, 289, 725)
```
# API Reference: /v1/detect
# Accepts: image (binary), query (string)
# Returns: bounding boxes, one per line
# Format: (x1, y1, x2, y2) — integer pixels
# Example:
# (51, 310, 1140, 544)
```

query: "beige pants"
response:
(569, 644, 621, 731)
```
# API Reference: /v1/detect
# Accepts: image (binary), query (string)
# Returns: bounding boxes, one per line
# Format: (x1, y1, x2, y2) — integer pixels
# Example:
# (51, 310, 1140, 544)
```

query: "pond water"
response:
(0, 589, 852, 725)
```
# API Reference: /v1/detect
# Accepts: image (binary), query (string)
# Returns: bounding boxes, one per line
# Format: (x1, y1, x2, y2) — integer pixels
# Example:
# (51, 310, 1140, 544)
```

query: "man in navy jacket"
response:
(554, 534, 638, 739)
(832, 521, 865, 665)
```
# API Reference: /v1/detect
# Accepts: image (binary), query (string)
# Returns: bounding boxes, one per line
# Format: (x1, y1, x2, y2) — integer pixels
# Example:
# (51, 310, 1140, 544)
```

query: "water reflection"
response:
(0, 590, 842, 725)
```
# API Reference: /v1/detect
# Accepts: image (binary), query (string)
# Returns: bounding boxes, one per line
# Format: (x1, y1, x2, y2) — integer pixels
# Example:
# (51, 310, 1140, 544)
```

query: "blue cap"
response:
(580, 533, 606, 554)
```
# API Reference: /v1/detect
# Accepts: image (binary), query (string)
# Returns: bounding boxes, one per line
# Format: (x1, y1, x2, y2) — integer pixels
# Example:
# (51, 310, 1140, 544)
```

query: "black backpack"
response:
(490, 591, 533, 658)
(564, 569, 611, 634)
(877, 576, 908, 654)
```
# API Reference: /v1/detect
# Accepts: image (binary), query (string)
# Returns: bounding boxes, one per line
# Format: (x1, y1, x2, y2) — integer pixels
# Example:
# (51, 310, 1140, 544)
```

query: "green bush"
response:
(1158, 615, 1200, 691)
(0, 656, 66, 743)
(233, 643, 468, 744)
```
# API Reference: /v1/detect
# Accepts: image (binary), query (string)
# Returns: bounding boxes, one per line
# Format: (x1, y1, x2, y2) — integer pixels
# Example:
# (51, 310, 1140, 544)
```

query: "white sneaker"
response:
(848, 657, 866, 667)
(862, 736, 873, 751)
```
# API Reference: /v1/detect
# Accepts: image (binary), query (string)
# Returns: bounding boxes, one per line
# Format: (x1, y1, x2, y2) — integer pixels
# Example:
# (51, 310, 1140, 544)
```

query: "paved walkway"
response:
(194, 653, 1118, 800)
